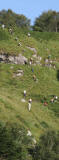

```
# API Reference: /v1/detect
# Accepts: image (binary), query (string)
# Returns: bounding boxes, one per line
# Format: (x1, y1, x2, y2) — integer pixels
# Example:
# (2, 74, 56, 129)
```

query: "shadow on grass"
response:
(57, 70, 59, 81)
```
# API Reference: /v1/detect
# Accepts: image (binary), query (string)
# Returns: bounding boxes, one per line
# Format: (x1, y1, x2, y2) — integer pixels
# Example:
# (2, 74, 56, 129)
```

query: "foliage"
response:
(33, 130, 59, 160)
(0, 122, 59, 160)
(0, 122, 32, 160)
(33, 10, 59, 32)
(0, 9, 30, 29)
(0, 11, 59, 160)
(0, 26, 59, 139)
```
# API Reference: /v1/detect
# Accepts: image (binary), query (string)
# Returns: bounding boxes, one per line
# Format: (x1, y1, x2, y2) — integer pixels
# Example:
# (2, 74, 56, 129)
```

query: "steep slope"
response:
(0, 27, 59, 139)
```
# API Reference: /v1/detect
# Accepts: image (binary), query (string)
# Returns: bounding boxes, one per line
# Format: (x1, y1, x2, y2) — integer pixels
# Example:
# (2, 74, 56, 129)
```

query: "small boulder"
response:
(21, 99, 26, 102)
(27, 46, 37, 54)
(13, 69, 23, 77)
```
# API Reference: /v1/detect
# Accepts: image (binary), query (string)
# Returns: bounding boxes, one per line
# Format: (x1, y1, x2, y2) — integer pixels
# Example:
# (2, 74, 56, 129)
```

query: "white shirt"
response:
(27, 130, 32, 136)
(24, 90, 26, 94)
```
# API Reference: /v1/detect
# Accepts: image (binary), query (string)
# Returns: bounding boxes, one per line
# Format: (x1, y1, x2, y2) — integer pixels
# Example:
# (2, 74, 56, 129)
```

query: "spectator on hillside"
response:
(29, 98, 32, 103)
(29, 61, 32, 65)
(15, 37, 18, 41)
(28, 33, 31, 37)
(9, 28, 13, 34)
(48, 54, 51, 59)
(28, 103, 31, 111)
(2, 24, 5, 29)
(28, 98, 32, 111)
(29, 58, 32, 65)
(23, 90, 26, 98)
(27, 130, 32, 136)
(33, 74, 36, 81)
(31, 68, 34, 72)
(50, 98, 54, 103)
(18, 42, 21, 46)
(44, 102, 48, 106)
(54, 96, 58, 100)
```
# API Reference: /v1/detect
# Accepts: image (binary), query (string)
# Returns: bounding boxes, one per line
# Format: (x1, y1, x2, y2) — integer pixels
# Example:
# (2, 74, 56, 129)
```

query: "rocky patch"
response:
(0, 54, 28, 65)
(13, 69, 24, 78)
(27, 46, 37, 54)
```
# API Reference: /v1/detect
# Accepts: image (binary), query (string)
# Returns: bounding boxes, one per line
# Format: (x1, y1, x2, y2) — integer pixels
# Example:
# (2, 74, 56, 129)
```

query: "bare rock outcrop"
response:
(0, 53, 28, 65)
(27, 46, 37, 54)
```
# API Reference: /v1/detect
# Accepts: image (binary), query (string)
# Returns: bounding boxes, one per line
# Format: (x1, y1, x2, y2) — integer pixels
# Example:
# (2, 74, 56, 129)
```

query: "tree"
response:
(33, 130, 59, 160)
(33, 10, 59, 32)
(0, 122, 32, 160)
(0, 9, 30, 29)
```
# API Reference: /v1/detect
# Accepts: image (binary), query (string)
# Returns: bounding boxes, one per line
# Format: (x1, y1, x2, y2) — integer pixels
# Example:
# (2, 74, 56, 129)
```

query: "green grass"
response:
(0, 63, 59, 140)
(0, 28, 59, 140)
(0, 28, 9, 40)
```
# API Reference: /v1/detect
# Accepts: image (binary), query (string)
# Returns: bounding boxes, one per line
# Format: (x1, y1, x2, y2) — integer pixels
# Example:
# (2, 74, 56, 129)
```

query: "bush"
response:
(33, 130, 59, 160)
(0, 122, 32, 160)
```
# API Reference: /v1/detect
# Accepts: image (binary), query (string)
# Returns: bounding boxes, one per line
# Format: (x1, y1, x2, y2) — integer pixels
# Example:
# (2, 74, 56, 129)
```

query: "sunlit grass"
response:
(0, 28, 59, 139)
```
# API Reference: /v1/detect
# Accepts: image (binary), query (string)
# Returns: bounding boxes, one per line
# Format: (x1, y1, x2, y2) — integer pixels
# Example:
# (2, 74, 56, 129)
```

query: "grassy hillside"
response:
(0, 27, 59, 140)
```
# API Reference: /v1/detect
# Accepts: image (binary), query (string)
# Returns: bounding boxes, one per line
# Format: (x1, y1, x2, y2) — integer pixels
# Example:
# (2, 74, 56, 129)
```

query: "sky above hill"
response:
(0, 0, 59, 24)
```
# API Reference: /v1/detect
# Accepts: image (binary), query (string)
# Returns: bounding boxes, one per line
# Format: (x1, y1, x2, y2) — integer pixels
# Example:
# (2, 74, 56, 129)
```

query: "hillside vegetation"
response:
(0, 27, 59, 141)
